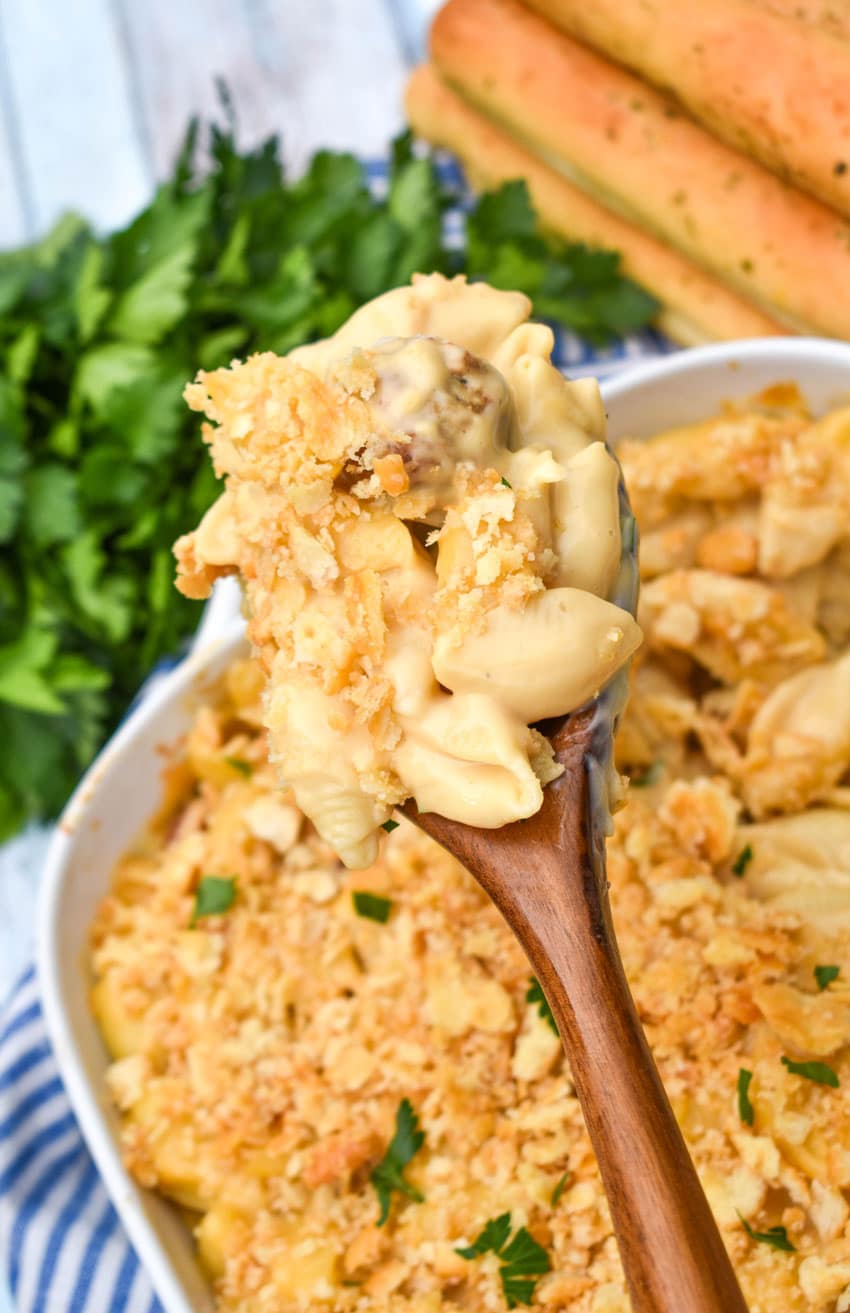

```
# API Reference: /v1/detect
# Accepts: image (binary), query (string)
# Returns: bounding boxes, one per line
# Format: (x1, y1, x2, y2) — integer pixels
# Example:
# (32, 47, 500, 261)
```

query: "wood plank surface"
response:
(0, 22, 30, 246)
(0, 0, 152, 236)
(118, 0, 408, 181)
(388, 0, 444, 62)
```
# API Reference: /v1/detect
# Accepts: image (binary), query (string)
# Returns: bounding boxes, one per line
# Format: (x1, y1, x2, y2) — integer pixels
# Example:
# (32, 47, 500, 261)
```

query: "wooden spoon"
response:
(405, 702, 749, 1313)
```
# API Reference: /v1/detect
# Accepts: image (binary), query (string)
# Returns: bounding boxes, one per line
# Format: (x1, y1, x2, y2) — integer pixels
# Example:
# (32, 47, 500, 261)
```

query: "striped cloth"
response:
(0, 155, 671, 1313)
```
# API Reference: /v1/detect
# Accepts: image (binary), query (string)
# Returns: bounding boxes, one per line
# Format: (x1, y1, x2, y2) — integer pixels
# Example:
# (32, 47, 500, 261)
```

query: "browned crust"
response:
(429, 0, 850, 340)
(527, 0, 850, 216)
(406, 65, 786, 346)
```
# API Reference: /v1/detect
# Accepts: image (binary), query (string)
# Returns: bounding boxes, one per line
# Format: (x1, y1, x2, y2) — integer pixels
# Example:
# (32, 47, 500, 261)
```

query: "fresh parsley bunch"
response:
(0, 100, 655, 839)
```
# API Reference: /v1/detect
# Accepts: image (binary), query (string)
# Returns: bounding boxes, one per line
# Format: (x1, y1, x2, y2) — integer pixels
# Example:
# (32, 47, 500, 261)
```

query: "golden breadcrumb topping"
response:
(91, 659, 850, 1313)
(617, 385, 850, 819)
(173, 275, 639, 867)
(92, 381, 850, 1313)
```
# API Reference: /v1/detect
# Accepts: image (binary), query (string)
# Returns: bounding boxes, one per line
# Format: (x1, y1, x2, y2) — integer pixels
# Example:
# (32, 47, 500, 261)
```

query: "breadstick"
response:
(406, 65, 785, 345)
(526, 0, 850, 216)
(430, 0, 850, 339)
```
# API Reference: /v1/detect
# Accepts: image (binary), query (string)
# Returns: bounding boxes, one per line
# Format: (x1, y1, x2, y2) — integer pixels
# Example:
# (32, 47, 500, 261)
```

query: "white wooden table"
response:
(0, 3, 437, 1306)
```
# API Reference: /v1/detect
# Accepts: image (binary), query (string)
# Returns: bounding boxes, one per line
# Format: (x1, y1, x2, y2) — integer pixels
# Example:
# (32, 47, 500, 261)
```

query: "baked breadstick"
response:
(758, 0, 850, 41)
(406, 65, 785, 346)
(430, 0, 850, 339)
(526, 0, 850, 217)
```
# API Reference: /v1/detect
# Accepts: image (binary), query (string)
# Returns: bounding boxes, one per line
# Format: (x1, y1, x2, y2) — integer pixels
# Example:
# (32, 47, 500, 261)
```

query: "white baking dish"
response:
(603, 336, 850, 440)
(37, 336, 850, 1313)
(38, 624, 247, 1313)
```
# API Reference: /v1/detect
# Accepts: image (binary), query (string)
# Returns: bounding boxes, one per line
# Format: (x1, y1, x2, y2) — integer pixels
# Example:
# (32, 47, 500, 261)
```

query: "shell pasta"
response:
(174, 275, 640, 867)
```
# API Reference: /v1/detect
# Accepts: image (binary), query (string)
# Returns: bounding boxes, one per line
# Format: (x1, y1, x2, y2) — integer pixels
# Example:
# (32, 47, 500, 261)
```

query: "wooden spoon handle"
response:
(494, 854, 748, 1313)
(411, 714, 748, 1312)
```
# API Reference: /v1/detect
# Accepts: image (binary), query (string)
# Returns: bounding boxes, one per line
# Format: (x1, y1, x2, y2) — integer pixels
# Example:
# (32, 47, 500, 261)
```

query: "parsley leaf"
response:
(732, 844, 753, 877)
(191, 875, 236, 925)
(737, 1068, 755, 1126)
(108, 244, 195, 345)
(814, 965, 840, 991)
(0, 626, 63, 715)
(466, 179, 656, 344)
(353, 892, 392, 923)
(500, 476, 512, 488)
(781, 1056, 839, 1087)
(456, 1212, 513, 1259)
(501, 1276, 539, 1308)
(526, 977, 559, 1036)
(24, 464, 80, 546)
(74, 342, 158, 416)
(382, 819, 400, 833)
(8, 324, 39, 385)
(500, 1229, 551, 1309)
(370, 1099, 425, 1226)
(550, 1171, 571, 1206)
(74, 243, 111, 342)
(224, 756, 252, 778)
(737, 1213, 795, 1252)
(456, 1214, 550, 1308)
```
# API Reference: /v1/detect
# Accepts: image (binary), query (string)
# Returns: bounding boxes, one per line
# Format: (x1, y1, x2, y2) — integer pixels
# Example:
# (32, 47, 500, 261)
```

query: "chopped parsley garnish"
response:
(224, 756, 252, 777)
(500, 476, 512, 489)
(456, 1213, 551, 1308)
(499, 1230, 552, 1308)
(814, 964, 840, 992)
(370, 1099, 425, 1226)
(353, 891, 392, 924)
(630, 760, 663, 789)
(456, 1212, 513, 1258)
(737, 1212, 795, 1251)
(737, 1068, 754, 1126)
(381, 819, 400, 833)
(781, 1056, 839, 1088)
(191, 875, 236, 925)
(731, 844, 753, 877)
(550, 1171, 571, 1206)
(526, 977, 559, 1036)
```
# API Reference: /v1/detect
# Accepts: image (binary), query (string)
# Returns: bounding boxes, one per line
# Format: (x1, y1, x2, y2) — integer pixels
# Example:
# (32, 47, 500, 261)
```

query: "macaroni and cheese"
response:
(174, 275, 640, 867)
(93, 383, 850, 1313)
(618, 383, 850, 821)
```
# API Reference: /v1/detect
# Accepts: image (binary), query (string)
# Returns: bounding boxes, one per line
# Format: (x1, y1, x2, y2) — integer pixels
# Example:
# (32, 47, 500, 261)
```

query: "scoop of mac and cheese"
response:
(174, 275, 640, 866)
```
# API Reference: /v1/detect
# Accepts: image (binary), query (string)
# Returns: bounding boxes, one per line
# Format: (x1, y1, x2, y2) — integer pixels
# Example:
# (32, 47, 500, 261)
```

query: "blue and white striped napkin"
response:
(0, 155, 671, 1313)
(0, 969, 155, 1313)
